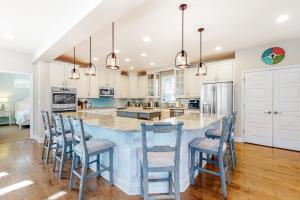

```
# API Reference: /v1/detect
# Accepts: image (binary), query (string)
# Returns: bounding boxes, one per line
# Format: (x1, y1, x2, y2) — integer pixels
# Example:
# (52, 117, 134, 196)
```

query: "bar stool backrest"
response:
(41, 110, 52, 136)
(140, 121, 184, 168)
(69, 118, 88, 157)
(53, 113, 67, 142)
(231, 111, 237, 134)
(218, 116, 231, 154)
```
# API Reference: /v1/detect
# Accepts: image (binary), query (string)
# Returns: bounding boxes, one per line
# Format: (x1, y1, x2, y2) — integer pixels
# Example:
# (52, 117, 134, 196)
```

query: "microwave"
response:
(99, 87, 114, 97)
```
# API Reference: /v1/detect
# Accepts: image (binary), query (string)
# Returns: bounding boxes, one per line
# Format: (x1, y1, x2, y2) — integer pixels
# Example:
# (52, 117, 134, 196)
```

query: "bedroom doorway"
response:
(0, 71, 33, 144)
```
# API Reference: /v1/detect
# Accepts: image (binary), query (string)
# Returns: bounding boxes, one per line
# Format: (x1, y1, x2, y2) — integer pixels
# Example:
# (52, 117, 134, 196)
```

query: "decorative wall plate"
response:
(261, 47, 285, 65)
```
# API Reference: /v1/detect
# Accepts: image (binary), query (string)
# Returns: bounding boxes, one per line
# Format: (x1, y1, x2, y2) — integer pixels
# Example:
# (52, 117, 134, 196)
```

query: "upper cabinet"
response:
(137, 74, 148, 98)
(100, 67, 115, 88)
(186, 67, 201, 97)
(147, 73, 160, 98)
(174, 69, 186, 98)
(114, 71, 129, 98)
(202, 60, 234, 83)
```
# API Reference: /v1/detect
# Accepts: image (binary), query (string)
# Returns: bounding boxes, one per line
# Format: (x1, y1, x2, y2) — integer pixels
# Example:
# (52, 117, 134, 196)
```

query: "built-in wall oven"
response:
(51, 87, 77, 112)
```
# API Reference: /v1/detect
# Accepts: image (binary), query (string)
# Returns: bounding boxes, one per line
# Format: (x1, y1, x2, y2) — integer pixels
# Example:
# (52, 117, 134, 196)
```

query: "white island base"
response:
(78, 113, 223, 195)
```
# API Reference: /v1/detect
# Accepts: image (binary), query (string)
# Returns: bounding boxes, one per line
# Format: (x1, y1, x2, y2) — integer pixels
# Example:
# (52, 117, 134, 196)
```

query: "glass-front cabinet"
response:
(174, 69, 186, 98)
(147, 73, 160, 97)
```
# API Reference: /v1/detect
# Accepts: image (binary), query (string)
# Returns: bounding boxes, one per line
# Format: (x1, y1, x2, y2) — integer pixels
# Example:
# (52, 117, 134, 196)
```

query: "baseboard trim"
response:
(234, 136, 243, 143)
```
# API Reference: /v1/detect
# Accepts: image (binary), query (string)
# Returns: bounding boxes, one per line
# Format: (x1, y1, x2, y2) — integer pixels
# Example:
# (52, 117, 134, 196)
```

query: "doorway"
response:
(0, 71, 33, 144)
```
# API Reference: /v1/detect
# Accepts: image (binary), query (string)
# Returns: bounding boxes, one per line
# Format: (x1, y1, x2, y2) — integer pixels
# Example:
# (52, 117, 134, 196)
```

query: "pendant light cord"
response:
(89, 36, 92, 65)
(200, 31, 202, 64)
(73, 46, 76, 70)
(112, 22, 114, 53)
(181, 9, 184, 51)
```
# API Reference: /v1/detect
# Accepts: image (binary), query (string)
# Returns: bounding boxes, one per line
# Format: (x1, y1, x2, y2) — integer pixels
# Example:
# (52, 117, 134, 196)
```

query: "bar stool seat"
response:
(190, 138, 226, 155)
(74, 139, 114, 157)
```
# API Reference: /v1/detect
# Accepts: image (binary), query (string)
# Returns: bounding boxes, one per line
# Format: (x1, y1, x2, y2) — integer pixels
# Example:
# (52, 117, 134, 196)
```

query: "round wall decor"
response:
(261, 47, 285, 65)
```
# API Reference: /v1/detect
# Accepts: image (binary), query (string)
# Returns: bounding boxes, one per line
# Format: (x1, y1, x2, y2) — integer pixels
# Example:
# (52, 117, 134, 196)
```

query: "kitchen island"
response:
(117, 108, 161, 120)
(64, 111, 223, 195)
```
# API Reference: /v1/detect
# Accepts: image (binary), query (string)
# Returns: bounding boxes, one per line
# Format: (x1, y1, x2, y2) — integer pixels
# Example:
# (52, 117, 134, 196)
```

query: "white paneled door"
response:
(273, 68, 300, 151)
(244, 70, 273, 146)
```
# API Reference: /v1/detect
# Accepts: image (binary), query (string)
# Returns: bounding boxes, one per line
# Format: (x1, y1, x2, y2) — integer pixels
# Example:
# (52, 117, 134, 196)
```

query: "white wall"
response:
(0, 49, 34, 73)
(33, 61, 51, 142)
(234, 38, 300, 139)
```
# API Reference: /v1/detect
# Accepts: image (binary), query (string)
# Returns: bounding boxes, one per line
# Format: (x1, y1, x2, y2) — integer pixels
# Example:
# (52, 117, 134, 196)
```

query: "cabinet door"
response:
(202, 64, 217, 83)
(216, 61, 233, 82)
(50, 62, 67, 87)
(138, 75, 148, 98)
(175, 69, 186, 98)
(186, 67, 201, 97)
(115, 73, 129, 98)
(89, 68, 100, 98)
(273, 67, 300, 151)
(129, 72, 138, 98)
(76, 68, 89, 98)
(244, 70, 273, 146)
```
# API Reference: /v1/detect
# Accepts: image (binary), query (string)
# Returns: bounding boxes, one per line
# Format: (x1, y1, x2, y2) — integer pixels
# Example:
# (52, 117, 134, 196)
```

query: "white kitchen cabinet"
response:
(186, 67, 201, 97)
(202, 60, 234, 83)
(137, 75, 148, 98)
(174, 69, 186, 98)
(115, 72, 129, 98)
(147, 73, 160, 98)
(129, 72, 138, 98)
(50, 62, 68, 87)
(216, 61, 233, 82)
(100, 67, 115, 88)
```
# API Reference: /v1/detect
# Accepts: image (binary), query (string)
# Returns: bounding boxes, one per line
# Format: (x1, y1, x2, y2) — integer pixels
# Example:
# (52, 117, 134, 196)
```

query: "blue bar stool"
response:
(52, 113, 73, 179)
(206, 111, 237, 170)
(140, 121, 184, 200)
(69, 117, 114, 200)
(41, 110, 56, 164)
(189, 116, 232, 198)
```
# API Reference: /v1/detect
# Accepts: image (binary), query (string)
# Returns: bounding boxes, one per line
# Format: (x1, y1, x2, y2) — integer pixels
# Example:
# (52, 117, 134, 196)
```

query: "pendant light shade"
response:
(196, 28, 207, 76)
(106, 22, 119, 70)
(85, 36, 96, 76)
(175, 4, 190, 69)
(70, 46, 80, 80)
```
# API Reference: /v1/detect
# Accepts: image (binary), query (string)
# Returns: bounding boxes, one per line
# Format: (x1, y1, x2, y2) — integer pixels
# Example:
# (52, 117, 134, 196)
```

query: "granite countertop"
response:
(63, 111, 223, 133)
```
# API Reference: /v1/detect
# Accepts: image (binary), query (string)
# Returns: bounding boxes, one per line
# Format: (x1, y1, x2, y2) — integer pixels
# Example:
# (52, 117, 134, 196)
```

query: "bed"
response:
(15, 98, 30, 130)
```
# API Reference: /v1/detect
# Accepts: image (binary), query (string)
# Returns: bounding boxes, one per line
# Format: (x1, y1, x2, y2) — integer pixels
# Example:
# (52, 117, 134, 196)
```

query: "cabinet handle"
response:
(274, 111, 281, 114)
(264, 111, 272, 114)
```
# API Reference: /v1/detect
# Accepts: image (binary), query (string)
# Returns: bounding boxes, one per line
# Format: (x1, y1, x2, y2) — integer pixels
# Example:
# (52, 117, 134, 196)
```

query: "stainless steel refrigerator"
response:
(201, 81, 233, 114)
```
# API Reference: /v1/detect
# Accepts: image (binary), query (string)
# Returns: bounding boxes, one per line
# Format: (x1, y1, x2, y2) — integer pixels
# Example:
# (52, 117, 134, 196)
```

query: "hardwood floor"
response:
(0, 139, 300, 199)
(0, 125, 29, 144)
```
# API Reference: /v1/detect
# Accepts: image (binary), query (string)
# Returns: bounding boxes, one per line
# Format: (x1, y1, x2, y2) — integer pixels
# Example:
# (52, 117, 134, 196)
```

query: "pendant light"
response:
(196, 28, 207, 76)
(175, 4, 190, 69)
(85, 36, 96, 76)
(106, 22, 119, 70)
(70, 46, 80, 79)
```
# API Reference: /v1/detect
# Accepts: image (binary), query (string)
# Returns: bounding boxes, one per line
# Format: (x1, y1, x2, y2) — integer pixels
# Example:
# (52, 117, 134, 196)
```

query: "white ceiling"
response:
(62, 0, 300, 70)
(0, 0, 104, 54)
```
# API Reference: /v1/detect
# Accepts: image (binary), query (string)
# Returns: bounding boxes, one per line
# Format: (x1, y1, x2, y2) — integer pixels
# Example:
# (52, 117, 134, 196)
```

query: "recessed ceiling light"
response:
(93, 57, 99, 61)
(150, 62, 155, 66)
(124, 58, 130, 62)
(140, 53, 147, 57)
(215, 46, 222, 51)
(114, 49, 120, 53)
(276, 15, 289, 23)
(143, 36, 151, 42)
(4, 34, 14, 40)
(130, 67, 134, 70)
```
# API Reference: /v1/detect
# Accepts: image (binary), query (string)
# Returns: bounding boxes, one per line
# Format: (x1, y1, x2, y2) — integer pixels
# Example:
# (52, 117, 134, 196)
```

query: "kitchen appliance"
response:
(201, 81, 233, 114)
(188, 99, 200, 109)
(51, 87, 77, 112)
(99, 87, 114, 97)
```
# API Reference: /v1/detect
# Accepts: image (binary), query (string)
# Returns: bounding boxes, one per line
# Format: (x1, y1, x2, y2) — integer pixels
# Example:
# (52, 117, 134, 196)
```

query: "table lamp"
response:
(0, 97, 8, 110)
